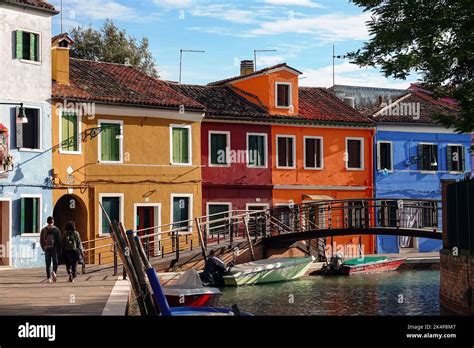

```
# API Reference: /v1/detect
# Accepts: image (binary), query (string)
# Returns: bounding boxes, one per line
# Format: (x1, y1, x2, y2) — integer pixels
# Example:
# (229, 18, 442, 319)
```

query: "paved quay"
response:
(0, 267, 129, 316)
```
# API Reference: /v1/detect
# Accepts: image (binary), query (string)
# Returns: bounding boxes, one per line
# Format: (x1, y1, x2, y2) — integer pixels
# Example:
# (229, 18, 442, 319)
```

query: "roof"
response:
(364, 90, 459, 124)
(299, 87, 374, 124)
(52, 58, 205, 111)
(52, 33, 74, 45)
(208, 63, 303, 87)
(167, 83, 269, 119)
(0, 0, 58, 13)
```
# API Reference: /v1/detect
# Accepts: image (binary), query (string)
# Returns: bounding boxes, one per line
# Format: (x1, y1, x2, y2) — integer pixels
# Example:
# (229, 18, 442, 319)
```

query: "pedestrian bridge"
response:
(83, 198, 442, 271)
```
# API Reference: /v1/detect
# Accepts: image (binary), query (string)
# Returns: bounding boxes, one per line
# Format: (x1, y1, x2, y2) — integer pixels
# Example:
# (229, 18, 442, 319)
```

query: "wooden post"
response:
(195, 217, 207, 261)
(175, 232, 180, 262)
(124, 227, 157, 316)
(243, 216, 255, 261)
(113, 243, 118, 276)
(99, 202, 147, 316)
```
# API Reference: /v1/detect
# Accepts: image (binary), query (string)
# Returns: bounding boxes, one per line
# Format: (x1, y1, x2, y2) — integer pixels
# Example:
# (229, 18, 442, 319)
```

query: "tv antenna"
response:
(179, 49, 205, 83)
(254, 49, 277, 71)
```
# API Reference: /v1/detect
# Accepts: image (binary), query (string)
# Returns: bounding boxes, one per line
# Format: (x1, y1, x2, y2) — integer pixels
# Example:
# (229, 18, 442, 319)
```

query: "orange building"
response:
(210, 62, 376, 254)
(50, 35, 205, 262)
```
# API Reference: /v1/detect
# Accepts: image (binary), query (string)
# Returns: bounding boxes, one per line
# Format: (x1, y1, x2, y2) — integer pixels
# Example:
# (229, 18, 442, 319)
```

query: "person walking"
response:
(61, 221, 83, 282)
(40, 216, 61, 283)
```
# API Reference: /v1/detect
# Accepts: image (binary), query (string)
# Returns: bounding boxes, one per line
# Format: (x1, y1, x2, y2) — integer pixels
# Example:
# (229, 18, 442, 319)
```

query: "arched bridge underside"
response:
(264, 227, 442, 248)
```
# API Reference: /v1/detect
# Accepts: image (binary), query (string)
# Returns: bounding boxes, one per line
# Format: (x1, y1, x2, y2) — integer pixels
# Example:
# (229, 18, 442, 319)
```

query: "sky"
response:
(49, 0, 418, 88)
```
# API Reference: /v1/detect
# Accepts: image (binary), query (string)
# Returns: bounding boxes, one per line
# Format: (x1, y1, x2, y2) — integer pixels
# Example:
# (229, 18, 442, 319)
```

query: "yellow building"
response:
(50, 34, 205, 263)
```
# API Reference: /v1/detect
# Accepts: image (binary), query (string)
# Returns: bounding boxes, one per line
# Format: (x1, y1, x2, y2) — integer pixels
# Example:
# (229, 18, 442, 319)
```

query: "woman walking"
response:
(61, 221, 83, 282)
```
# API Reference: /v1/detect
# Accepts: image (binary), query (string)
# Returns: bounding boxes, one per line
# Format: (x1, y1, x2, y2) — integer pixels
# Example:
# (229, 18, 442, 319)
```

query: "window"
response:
(207, 203, 231, 235)
(16, 30, 39, 62)
(447, 145, 465, 172)
(418, 143, 438, 171)
(16, 108, 40, 150)
(276, 83, 291, 108)
(379, 201, 397, 227)
(277, 135, 295, 168)
(304, 137, 323, 169)
(171, 126, 191, 165)
(247, 133, 267, 168)
(172, 195, 192, 233)
(20, 196, 40, 234)
(346, 138, 364, 170)
(420, 201, 438, 228)
(346, 201, 369, 229)
(377, 141, 393, 171)
(60, 112, 80, 153)
(209, 132, 229, 166)
(100, 195, 122, 235)
(99, 121, 122, 163)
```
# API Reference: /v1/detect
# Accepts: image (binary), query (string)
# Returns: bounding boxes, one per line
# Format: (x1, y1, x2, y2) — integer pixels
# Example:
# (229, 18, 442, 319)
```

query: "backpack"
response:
(44, 229, 55, 250)
(64, 232, 77, 252)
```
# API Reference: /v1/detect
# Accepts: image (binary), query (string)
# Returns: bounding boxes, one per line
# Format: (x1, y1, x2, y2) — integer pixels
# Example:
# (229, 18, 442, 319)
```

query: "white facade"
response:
(0, 2, 56, 268)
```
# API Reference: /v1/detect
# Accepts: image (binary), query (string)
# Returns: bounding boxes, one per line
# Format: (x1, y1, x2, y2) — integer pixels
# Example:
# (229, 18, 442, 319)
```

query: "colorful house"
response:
(364, 87, 472, 253)
(50, 36, 205, 260)
(0, 0, 58, 268)
(176, 61, 377, 254)
(168, 83, 273, 221)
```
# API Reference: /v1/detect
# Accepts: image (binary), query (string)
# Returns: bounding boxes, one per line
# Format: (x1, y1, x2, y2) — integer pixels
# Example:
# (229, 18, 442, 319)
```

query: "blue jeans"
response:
(45, 249, 58, 279)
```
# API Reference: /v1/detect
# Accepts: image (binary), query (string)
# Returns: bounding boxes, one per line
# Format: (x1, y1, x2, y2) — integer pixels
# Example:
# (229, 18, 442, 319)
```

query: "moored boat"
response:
(162, 269, 221, 308)
(340, 256, 406, 275)
(222, 257, 314, 286)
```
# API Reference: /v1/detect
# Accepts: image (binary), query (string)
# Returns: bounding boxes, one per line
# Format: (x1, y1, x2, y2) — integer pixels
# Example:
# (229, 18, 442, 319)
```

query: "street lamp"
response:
(0, 102, 28, 124)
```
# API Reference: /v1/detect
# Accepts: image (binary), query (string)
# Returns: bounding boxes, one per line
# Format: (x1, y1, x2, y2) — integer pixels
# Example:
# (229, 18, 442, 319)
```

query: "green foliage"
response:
(348, 0, 473, 133)
(70, 19, 159, 78)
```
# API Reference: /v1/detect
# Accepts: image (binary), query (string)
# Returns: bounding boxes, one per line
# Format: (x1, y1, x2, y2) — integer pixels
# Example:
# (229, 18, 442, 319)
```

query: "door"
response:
(136, 206, 160, 256)
(247, 205, 268, 237)
(0, 200, 11, 266)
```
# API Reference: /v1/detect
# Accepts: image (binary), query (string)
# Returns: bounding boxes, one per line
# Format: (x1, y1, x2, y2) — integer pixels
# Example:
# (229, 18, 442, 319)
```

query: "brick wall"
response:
(439, 249, 474, 315)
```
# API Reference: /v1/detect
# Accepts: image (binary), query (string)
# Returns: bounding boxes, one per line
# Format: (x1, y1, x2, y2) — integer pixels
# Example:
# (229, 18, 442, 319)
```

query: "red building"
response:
(169, 84, 274, 218)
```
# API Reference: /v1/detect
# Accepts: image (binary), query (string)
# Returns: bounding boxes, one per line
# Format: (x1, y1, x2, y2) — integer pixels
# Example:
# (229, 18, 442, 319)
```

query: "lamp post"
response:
(0, 102, 28, 124)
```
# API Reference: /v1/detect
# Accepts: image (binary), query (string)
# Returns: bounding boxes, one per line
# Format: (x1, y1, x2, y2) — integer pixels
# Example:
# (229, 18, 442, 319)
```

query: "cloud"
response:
(153, 0, 194, 8)
(260, 0, 323, 8)
(300, 62, 414, 89)
(190, 4, 263, 24)
(248, 12, 371, 41)
(256, 55, 286, 67)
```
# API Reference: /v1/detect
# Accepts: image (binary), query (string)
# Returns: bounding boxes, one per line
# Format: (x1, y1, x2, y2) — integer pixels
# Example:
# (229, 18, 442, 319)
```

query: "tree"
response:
(70, 19, 159, 78)
(348, 0, 473, 133)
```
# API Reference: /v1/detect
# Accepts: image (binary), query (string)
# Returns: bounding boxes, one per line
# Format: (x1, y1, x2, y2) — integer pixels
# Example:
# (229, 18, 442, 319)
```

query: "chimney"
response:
(240, 60, 255, 76)
(52, 34, 73, 84)
(343, 97, 355, 108)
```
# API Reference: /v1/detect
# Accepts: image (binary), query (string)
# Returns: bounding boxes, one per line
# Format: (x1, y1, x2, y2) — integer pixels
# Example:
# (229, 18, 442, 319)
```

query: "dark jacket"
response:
(39, 225, 61, 254)
(61, 230, 83, 259)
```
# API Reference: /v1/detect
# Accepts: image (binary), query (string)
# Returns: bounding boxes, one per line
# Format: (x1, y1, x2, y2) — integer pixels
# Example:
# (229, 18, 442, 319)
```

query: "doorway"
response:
(134, 204, 160, 256)
(53, 194, 88, 242)
(246, 203, 269, 237)
(0, 198, 12, 266)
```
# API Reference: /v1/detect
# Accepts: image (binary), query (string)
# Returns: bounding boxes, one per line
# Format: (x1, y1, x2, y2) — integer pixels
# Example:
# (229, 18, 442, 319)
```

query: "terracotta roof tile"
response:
(52, 58, 205, 111)
(208, 63, 303, 86)
(1, 0, 58, 13)
(365, 91, 458, 124)
(299, 87, 374, 124)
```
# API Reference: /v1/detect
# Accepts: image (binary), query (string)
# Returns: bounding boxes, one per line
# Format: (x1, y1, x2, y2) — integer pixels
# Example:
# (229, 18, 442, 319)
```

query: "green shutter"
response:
(20, 198, 25, 234)
(173, 128, 189, 164)
(447, 146, 453, 171)
(248, 135, 257, 166)
(30, 33, 37, 62)
(101, 123, 120, 161)
(16, 30, 23, 59)
(62, 113, 78, 151)
(418, 144, 424, 170)
(32, 198, 37, 233)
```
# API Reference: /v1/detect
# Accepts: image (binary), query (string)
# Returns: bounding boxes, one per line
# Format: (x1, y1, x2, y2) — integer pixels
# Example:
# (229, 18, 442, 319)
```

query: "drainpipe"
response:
(370, 127, 376, 254)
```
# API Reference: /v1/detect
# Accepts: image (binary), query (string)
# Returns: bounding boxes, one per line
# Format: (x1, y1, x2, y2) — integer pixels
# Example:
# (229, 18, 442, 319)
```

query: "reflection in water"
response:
(220, 270, 439, 316)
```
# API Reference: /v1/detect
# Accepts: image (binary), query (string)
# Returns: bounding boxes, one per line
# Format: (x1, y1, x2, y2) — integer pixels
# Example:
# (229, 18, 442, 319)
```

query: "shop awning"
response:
(302, 195, 334, 202)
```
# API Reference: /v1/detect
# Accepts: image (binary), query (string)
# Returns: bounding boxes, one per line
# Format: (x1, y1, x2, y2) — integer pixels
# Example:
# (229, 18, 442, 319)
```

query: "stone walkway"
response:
(0, 266, 128, 316)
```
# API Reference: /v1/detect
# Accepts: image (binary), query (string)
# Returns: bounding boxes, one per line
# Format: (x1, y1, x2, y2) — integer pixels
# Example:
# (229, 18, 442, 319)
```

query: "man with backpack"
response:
(40, 217, 61, 283)
(61, 221, 83, 282)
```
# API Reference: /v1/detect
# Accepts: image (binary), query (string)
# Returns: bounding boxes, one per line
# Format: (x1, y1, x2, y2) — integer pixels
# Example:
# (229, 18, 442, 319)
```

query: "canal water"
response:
(219, 270, 440, 315)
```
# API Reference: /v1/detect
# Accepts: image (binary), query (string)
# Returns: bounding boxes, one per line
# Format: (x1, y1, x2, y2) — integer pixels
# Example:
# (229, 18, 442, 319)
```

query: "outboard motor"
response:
(330, 253, 345, 271)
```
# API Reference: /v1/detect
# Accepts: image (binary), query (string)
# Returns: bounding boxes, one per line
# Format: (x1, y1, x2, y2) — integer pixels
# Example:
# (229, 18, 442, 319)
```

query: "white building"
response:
(0, 0, 58, 268)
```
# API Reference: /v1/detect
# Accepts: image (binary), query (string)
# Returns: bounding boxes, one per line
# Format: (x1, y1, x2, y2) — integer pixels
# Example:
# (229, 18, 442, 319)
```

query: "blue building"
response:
(369, 89, 471, 253)
(0, 0, 58, 268)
